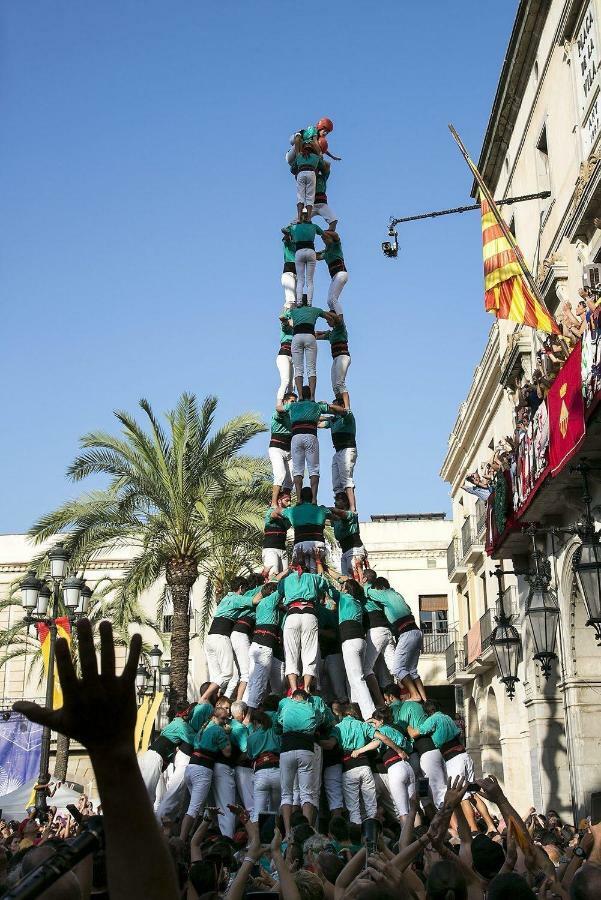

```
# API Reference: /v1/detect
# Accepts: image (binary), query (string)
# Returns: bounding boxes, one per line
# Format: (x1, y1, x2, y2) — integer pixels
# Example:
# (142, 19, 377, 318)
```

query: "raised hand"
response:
(13, 619, 142, 759)
(475, 773, 504, 804)
(442, 775, 469, 809)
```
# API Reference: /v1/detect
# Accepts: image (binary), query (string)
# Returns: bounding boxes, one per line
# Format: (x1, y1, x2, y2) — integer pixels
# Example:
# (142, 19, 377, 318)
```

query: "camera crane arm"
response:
(382, 190, 551, 258)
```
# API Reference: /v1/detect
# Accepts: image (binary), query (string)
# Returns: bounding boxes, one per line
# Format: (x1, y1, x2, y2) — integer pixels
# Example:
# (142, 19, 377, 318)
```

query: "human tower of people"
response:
(139, 120, 484, 843)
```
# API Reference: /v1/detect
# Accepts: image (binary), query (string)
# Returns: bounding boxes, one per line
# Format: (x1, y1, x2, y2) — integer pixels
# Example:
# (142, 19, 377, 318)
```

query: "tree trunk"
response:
(166, 556, 198, 709)
(53, 732, 70, 781)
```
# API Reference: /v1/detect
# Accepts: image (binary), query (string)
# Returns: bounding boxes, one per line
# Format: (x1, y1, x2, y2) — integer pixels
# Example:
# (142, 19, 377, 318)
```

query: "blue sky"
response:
(0, 1, 518, 532)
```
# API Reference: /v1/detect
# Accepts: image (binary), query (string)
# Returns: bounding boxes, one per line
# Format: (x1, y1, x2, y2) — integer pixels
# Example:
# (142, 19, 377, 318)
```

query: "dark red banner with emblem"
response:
(548, 342, 585, 475)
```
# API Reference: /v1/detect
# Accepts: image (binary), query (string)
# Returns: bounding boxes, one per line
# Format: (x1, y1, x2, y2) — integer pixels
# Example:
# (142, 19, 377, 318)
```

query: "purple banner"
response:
(0, 713, 43, 797)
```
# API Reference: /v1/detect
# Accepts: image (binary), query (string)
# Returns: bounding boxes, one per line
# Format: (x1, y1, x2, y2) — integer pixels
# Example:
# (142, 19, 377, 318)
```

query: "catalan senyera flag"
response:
(37, 617, 71, 709)
(480, 194, 559, 333)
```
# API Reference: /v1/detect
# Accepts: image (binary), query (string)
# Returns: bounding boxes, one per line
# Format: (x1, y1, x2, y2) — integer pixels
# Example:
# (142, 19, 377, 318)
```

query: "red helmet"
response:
(318, 136, 329, 153)
(317, 117, 334, 134)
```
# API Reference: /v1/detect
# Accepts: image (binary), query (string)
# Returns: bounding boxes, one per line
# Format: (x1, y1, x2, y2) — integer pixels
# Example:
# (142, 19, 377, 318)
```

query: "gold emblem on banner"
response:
(559, 383, 569, 439)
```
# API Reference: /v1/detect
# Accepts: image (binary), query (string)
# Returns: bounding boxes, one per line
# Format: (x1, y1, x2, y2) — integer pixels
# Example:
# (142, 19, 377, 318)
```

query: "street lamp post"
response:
(490, 565, 521, 699)
(19, 543, 90, 818)
(524, 526, 560, 679)
(136, 649, 171, 736)
(571, 463, 601, 643)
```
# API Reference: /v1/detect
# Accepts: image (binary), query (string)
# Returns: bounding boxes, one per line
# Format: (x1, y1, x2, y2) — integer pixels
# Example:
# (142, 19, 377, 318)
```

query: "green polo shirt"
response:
(288, 306, 327, 329)
(328, 320, 348, 345)
(294, 153, 321, 171)
(195, 722, 229, 752)
(364, 586, 412, 626)
(324, 238, 344, 265)
(283, 241, 296, 265)
(255, 590, 282, 628)
(333, 511, 360, 545)
(329, 587, 364, 627)
(230, 720, 249, 753)
(213, 592, 252, 620)
(315, 169, 329, 196)
(284, 399, 330, 425)
(277, 571, 330, 605)
(189, 703, 213, 732)
(161, 718, 196, 745)
(277, 697, 323, 734)
(333, 716, 375, 751)
(417, 712, 460, 749)
(279, 322, 293, 345)
(287, 222, 324, 243)
(246, 727, 282, 759)
(282, 503, 329, 531)
(393, 700, 426, 732)
(309, 694, 336, 729)
(271, 410, 291, 437)
(376, 723, 411, 754)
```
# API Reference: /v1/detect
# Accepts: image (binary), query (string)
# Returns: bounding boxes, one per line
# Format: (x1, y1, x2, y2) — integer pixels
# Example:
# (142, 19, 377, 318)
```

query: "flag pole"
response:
(448, 123, 555, 319)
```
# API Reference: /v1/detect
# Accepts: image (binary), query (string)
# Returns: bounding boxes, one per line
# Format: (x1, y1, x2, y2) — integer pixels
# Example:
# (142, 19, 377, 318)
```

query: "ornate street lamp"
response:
(78, 583, 93, 616)
(571, 463, 601, 644)
(159, 661, 171, 692)
(490, 566, 521, 699)
(62, 576, 83, 614)
(19, 571, 41, 615)
(524, 527, 559, 679)
(136, 665, 149, 695)
(48, 543, 69, 580)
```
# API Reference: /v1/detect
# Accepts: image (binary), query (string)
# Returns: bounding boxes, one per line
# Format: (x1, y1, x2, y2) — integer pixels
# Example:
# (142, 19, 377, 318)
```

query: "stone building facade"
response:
(441, 0, 601, 820)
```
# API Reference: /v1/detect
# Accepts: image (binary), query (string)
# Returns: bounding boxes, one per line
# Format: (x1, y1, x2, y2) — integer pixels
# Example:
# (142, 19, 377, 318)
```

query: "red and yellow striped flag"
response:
(481, 194, 559, 333)
(37, 617, 71, 709)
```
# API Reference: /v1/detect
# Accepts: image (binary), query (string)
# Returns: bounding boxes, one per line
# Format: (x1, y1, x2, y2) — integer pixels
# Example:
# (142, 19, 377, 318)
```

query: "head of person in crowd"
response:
(486, 872, 536, 900)
(263, 693, 280, 712)
(283, 390, 298, 405)
(341, 578, 365, 602)
(294, 868, 324, 900)
(328, 816, 350, 845)
(303, 833, 331, 868)
(230, 701, 247, 723)
(198, 682, 212, 698)
(230, 575, 248, 595)
(315, 851, 345, 886)
(571, 862, 601, 900)
(331, 700, 345, 721)
(426, 859, 468, 900)
(212, 700, 231, 724)
(301, 385, 312, 400)
(373, 576, 390, 590)
(249, 709, 271, 730)
(424, 700, 439, 716)
(260, 582, 278, 600)
(247, 572, 265, 590)
(370, 705, 393, 727)
(470, 833, 505, 882)
(299, 486, 313, 504)
(334, 491, 350, 511)
(344, 702, 363, 721)
(362, 568, 377, 586)
(383, 683, 402, 705)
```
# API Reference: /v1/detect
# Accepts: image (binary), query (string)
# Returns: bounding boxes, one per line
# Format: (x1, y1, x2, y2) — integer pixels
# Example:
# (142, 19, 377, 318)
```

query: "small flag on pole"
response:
(480, 194, 558, 333)
(37, 617, 71, 709)
(449, 124, 559, 334)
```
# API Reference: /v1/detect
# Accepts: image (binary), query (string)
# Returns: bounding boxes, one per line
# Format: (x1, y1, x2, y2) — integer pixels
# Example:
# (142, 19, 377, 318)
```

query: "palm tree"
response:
(28, 394, 268, 705)
(0, 579, 152, 779)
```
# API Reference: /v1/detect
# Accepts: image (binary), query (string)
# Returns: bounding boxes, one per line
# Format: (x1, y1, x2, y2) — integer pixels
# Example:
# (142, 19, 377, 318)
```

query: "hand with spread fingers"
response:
(14, 619, 142, 759)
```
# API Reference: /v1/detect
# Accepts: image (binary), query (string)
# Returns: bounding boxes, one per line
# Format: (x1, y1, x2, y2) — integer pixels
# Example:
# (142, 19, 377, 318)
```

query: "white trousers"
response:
(280, 749, 314, 806)
(341, 638, 375, 720)
(275, 355, 294, 402)
(341, 546, 367, 576)
(283, 613, 319, 677)
(245, 642, 282, 708)
(261, 548, 288, 579)
(184, 764, 213, 818)
(420, 749, 448, 809)
(364, 626, 395, 677)
(205, 633, 234, 691)
(393, 629, 423, 681)
(269, 445, 292, 488)
(387, 760, 416, 818)
(292, 540, 325, 572)
(310, 742, 323, 807)
(331, 355, 351, 397)
(294, 248, 317, 305)
(332, 447, 357, 492)
(231, 631, 251, 683)
(445, 752, 475, 797)
(213, 763, 236, 837)
(323, 652, 347, 701)
(291, 433, 319, 477)
(138, 749, 164, 805)
(155, 749, 189, 818)
(324, 764, 344, 812)
(281, 271, 297, 309)
(252, 767, 281, 820)
(292, 332, 317, 378)
(313, 201, 337, 226)
(235, 765, 255, 814)
(327, 271, 348, 315)
(296, 170, 316, 208)
(342, 766, 377, 824)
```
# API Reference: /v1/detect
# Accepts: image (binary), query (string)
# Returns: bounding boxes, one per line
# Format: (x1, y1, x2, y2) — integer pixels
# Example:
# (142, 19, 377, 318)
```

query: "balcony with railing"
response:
(486, 330, 601, 559)
(422, 631, 453, 655)
(446, 536, 467, 583)
(462, 587, 520, 674)
(445, 637, 473, 684)
(461, 515, 484, 565)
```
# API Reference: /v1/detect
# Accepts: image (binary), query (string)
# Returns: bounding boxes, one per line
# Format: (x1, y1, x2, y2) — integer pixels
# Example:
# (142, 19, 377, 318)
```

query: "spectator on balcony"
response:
(462, 472, 491, 502)
(558, 300, 582, 343)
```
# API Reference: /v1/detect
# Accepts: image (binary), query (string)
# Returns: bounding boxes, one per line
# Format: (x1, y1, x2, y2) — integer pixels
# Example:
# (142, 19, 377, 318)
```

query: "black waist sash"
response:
(208, 617, 234, 637)
(282, 732, 315, 753)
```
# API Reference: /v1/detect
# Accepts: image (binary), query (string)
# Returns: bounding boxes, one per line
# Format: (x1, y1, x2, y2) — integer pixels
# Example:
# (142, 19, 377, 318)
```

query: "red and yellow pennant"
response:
(37, 617, 71, 710)
(481, 195, 559, 333)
